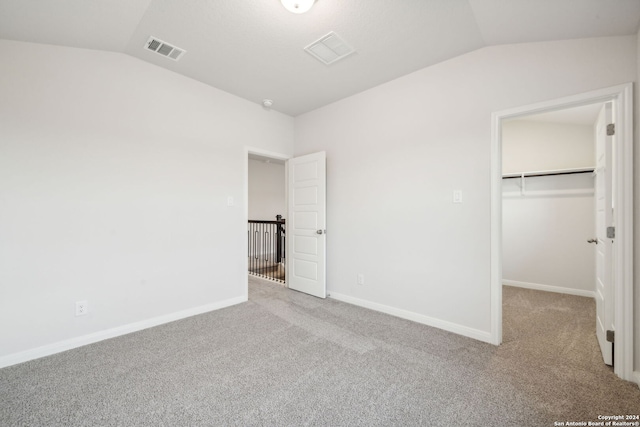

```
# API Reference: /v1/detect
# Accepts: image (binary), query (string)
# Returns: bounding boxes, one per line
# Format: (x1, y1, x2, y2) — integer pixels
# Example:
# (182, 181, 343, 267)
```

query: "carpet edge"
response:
(503, 279, 596, 298)
(329, 292, 493, 344)
(0, 295, 247, 369)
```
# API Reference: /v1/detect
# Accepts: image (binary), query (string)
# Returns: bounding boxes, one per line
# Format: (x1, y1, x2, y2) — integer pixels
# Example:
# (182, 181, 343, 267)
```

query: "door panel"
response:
(594, 103, 613, 366)
(287, 152, 326, 298)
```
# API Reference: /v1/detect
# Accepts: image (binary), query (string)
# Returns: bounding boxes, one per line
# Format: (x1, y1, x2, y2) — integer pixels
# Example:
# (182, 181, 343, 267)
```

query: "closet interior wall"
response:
(502, 118, 597, 296)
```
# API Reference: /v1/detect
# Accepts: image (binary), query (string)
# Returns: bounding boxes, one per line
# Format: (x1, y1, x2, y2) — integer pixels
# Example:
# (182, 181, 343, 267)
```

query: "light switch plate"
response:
(453, 190, 463, 203)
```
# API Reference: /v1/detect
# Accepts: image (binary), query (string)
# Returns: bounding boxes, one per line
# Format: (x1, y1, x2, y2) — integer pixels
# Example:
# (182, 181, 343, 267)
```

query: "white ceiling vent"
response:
(145, 36, 186, 61)
(304, 32, 355, 65)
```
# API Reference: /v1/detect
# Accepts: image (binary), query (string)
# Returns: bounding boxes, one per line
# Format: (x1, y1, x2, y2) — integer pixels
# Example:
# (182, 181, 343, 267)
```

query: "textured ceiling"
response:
(1, 0, 639, 116)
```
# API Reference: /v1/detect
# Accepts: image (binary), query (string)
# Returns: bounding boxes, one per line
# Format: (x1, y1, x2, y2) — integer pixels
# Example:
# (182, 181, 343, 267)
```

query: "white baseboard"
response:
(328, 292, 492, 344)
(0, 295, 247, 369)
(503, 280, 595, 299)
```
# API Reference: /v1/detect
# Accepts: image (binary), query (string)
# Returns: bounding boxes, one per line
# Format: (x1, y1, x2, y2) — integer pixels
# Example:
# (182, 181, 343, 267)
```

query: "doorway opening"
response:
(246, 149, 289, 287)
(490, 84, 634, 382)
(500, 102, 608, 369)
(244, 149, 328, 300)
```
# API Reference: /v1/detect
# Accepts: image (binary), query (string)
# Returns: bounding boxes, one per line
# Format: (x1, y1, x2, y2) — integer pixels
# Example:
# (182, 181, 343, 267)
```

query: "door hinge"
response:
(606, 330, 615, 343)
(606, 123, 615, 136)
(606, 226, 615, 239)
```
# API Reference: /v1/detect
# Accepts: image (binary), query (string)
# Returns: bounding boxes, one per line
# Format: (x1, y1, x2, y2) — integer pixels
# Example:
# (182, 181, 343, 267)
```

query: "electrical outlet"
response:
(75, 300, 88, 316)
(357, 273, 365, 285)
(453, 190, 463, 203)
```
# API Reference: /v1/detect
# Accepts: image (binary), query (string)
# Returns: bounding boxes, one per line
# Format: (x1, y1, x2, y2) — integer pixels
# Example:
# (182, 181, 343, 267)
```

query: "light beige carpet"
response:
(0, 280, 638, 426)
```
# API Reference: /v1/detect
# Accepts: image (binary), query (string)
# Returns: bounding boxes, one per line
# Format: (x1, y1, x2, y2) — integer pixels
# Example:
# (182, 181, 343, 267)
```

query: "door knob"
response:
(316, 229, 324, 235)
(587, 238, 598, 244)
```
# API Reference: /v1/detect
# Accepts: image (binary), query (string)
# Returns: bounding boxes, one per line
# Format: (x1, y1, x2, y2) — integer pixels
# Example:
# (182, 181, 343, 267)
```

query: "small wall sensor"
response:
(262, 99, 273, 108)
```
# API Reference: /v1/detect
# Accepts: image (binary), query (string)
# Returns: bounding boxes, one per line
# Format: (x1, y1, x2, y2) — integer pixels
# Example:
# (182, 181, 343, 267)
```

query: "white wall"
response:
(248, 159, 285, 220)
(294, 36, 636, 342)
(502, 120, 595, 295)
(502, 175, 595, 295)
(502, 121, 595, 174)
(0, 40, 294, 364)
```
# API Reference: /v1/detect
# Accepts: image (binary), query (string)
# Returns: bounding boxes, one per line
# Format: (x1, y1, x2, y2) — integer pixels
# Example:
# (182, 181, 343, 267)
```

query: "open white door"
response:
(287, 152, 326, 298)
(594, 103, 614, 366)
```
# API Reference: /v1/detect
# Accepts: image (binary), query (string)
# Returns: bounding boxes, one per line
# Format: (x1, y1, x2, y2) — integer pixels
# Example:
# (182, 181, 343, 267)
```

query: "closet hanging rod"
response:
(502, 167, 595, 179)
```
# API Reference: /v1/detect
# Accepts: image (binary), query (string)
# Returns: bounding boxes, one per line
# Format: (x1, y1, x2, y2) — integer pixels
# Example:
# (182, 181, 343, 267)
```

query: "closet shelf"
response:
(502, 167, 595, 179)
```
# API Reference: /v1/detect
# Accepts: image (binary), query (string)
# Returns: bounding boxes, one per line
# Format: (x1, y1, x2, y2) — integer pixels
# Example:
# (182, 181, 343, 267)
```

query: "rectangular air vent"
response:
(304, 32, 355, 65)
(145, 36, 186, 61)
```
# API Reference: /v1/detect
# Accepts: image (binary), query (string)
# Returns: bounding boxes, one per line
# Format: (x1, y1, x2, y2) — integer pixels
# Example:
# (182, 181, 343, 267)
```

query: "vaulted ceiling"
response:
(1, 0, 639, 116)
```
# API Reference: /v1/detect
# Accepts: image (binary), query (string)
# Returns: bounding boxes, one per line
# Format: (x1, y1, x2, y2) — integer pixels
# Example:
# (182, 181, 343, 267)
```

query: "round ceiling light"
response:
(281, 0, 315, 14)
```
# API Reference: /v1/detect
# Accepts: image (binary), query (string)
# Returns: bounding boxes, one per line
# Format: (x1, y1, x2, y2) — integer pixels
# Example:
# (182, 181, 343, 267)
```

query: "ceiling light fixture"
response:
(281, 0, 315, 14)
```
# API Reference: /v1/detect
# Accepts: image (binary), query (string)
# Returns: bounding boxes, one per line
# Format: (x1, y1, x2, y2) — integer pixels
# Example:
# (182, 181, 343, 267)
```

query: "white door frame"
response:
(244, 147, 291, 299)
(490, 83, 634, 381)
